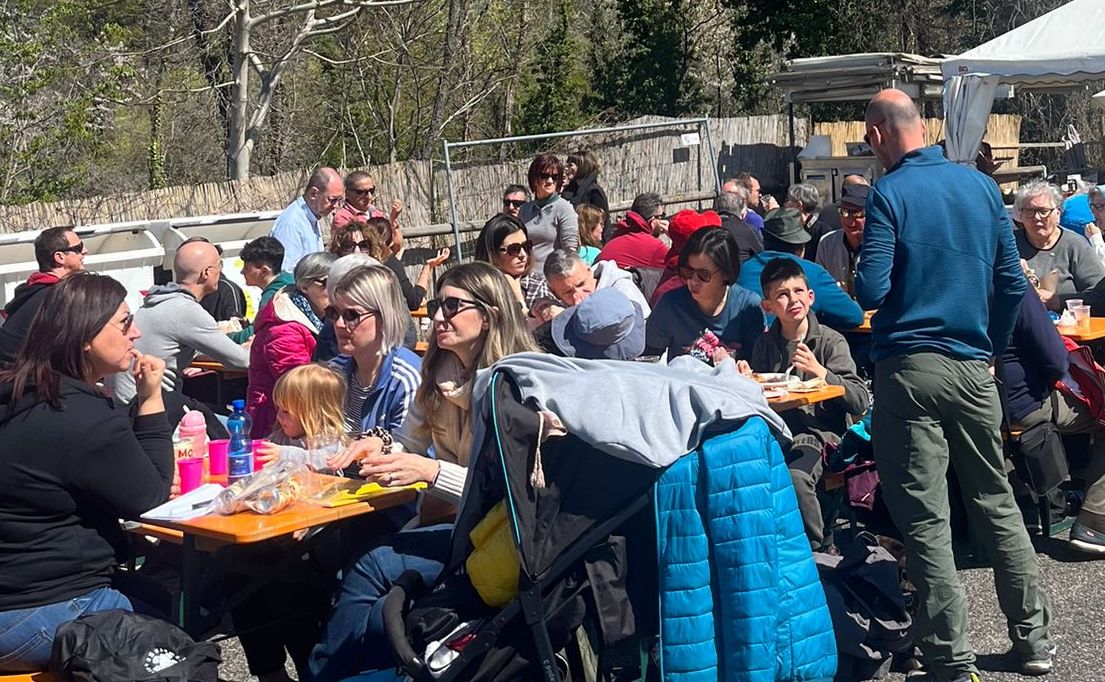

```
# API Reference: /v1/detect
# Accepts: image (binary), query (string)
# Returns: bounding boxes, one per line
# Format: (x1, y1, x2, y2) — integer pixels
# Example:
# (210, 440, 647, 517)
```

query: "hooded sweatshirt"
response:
(0, 376, 173, 610)
(0, 272, 62, 366)
(593, 260, 651, 318)
(597, 211, 668, 270)
(112, 282, 251, 404)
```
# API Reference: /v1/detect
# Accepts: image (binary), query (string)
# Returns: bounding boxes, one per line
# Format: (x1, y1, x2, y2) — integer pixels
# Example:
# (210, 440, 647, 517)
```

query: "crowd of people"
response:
(3, 88, 1105, 682)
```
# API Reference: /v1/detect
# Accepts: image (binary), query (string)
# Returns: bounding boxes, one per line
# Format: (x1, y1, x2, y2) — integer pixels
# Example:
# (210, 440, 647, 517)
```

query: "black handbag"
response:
(996, 360, 1069, 497)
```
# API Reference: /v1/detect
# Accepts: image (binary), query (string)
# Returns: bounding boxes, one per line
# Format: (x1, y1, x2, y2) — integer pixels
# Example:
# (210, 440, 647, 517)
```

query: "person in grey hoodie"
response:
(113, 241, 250, 404)
(541, 248, 651, 318)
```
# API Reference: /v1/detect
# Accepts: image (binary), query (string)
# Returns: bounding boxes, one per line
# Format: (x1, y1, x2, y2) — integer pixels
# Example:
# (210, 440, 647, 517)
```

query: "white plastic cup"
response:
(1066, 299, 1084, 312)
(1073, 304, 1092, 330)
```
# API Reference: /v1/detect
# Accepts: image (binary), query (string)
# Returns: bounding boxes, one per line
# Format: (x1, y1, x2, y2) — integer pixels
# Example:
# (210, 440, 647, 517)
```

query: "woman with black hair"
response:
(473, 213, 554, 319)
(0, 273, 173, 672)
(644, 227, 765, 361)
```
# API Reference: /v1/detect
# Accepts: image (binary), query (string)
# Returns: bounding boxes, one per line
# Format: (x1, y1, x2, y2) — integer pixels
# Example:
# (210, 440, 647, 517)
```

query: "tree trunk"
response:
(228, 0, 252, 181)
(419, 0, 463, 159)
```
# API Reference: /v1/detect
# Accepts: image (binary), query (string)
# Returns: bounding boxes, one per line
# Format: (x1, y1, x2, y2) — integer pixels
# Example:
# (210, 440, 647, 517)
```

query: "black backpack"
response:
(49, 610, 221, 682)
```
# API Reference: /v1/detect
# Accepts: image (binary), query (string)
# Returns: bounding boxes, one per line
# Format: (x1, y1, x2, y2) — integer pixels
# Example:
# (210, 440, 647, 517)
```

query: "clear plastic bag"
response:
(211, 460, 312, 515)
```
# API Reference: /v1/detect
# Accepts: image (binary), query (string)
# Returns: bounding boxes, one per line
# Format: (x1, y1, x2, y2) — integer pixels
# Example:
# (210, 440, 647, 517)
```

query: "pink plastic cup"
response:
(177, 457, 204, 494)
(252, 439, 269, 471)
(208, 439, 229, 476)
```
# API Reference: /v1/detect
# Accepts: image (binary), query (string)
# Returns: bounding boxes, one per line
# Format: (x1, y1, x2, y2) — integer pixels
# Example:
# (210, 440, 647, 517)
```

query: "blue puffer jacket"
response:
(655, 417, 837, 681)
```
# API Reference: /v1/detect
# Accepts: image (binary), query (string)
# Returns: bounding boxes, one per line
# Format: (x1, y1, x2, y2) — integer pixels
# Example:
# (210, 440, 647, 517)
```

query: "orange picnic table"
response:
(852, 311, 1105, 343)
(767, 384, 846, 412)
(135, 479, 417, 636)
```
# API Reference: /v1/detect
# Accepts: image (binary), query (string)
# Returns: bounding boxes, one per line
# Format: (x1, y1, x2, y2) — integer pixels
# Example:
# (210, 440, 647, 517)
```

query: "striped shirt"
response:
(328, 348, 422, 434)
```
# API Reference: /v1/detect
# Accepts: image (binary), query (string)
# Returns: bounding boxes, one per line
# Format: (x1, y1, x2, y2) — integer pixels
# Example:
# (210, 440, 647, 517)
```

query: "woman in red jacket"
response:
(246, 252, 337, 437)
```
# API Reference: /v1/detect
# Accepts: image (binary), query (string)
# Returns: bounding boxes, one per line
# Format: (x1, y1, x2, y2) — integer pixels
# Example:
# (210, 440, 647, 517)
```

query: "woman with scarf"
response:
(518, 152, 578, 273)
(246, 251, 337, 437)
(309, 261, 538, 681)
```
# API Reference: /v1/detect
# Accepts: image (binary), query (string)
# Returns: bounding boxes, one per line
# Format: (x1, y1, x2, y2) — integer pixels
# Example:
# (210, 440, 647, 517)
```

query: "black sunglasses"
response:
(679, 266, 718, 284)
(427, 296, 483, 320)
(349, 186, 376, 197)
(114, 313, 135, 334)
(503, 199, 526, 208)
(537, 172, 560, 182)
(57, 241, 85, 254)
(334, 307, 376, 329)
(498, 241, 532, 257)
(340, 239, 374, 254)
(838, 208, 865, 219)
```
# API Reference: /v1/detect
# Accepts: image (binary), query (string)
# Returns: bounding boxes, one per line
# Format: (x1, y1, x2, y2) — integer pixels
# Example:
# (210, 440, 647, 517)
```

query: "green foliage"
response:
(515, 0, 592, 135)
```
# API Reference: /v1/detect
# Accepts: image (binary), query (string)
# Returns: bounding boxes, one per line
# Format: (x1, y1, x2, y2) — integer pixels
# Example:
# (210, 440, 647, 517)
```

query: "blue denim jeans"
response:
(0, 587, 133, 672)
(308, 524, 452, 682)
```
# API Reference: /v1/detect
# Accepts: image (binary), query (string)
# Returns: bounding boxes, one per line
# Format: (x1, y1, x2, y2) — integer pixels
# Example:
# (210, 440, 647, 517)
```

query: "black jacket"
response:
(564, 174, 611, 242)
(0, 279, 56, 366)
(719, 211, 763, 263)
(1000, 285, 1070, 422)
(0, 376, 173, 611)
(199, 275, 247, 322)
(386, 255, 426, 311)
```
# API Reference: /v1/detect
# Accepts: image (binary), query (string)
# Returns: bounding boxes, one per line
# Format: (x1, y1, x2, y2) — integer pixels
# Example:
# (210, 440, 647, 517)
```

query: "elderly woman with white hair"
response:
(1014, 180, 1105, 310)
(246, 251, 338, 437)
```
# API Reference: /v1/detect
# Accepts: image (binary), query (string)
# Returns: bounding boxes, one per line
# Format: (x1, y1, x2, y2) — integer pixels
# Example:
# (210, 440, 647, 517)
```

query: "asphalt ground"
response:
(210, 530, 1105, 681)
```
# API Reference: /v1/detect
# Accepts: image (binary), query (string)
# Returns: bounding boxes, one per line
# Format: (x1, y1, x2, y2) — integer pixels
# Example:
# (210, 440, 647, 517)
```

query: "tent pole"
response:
(788, 102, 797, 186)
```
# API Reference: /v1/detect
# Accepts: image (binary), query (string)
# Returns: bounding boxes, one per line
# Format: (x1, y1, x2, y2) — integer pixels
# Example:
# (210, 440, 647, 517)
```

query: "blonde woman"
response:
(310, 261, 537, 680)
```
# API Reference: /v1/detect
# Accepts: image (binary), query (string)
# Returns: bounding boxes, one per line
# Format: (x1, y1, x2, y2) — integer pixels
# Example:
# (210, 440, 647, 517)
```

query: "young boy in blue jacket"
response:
(739, 257, 869, 550)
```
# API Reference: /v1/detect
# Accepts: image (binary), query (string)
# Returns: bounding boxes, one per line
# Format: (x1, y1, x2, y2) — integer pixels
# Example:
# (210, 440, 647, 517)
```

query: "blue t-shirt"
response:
(745, 211, 764, 234)
(645, 282, 764, 360)
(579, 245, 601, 265)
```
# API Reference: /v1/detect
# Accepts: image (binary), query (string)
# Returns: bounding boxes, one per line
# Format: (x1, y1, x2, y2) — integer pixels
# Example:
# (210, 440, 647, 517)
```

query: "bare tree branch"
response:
(249, 0, 419, 28)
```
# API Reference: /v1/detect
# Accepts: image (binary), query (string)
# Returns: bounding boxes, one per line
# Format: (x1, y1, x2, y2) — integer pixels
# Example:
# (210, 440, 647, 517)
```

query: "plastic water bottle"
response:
(227, 400, 254, 484)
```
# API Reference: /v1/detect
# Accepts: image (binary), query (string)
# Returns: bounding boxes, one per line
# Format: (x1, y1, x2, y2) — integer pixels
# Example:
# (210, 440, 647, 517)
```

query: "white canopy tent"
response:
(941, 0, 1105, 164)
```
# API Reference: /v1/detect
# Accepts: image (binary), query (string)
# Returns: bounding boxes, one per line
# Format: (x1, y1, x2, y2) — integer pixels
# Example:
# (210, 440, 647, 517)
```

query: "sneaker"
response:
(1020, 641, 1057, 676)
(905, 669, 980, 681)
(1069, 522, 1105, 555)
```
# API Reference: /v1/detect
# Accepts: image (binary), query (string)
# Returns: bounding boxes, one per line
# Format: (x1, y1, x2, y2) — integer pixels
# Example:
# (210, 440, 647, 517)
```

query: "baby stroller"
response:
(382, 370, 663, 681)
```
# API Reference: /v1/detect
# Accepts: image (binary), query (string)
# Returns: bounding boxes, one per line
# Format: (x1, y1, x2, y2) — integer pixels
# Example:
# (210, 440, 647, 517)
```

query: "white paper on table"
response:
(140, 484, 223, 521)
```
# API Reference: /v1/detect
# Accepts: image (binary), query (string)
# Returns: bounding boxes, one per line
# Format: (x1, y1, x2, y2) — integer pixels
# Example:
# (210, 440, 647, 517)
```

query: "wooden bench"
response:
(0, 672, 59, 681)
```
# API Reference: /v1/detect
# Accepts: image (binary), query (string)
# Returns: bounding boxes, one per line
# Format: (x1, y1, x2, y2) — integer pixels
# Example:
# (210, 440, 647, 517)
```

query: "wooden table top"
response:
(852, 311, 1105, 342)
(139, 486, 416, 545)
(767, 384, 846, 412)
(190, 356, 248, 376)
(412, 306, 428, 318)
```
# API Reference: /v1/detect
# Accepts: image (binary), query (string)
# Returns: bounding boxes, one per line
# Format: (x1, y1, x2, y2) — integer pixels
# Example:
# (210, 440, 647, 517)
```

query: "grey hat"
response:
(763, 207, 810, 244)
(839, 184, 869, 209)
(551, 288, 645, 360)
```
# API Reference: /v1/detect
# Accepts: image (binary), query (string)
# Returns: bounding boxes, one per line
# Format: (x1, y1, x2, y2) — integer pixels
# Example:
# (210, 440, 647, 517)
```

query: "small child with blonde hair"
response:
(255, 363, 347, 466)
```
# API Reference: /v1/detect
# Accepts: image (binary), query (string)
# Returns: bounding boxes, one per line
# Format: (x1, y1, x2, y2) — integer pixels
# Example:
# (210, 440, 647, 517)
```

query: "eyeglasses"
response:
(679, 266, 719, 283)
(498, 241, 532, 257)
(57, 241, 85, 255)
(537, 172, 560, 182)
(334, 307, 376, 329)
(340, 240, 374, 254)
(838, 208, 865, 220)
(503, 199, 526, 209)
(349, 186, 376, 197)
(1022, 207, 1057, 219)
(1090, 202, 1105, 211)
(113, 313, 134, 334)
(650, 213, 666, 222)
(427, 296, 483, 320)
(863, 119, 885, 146)
(312, 277, 328, 287)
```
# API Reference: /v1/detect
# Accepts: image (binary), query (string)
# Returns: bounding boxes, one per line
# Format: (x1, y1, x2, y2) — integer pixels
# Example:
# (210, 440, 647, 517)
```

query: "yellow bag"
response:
(465, 500, 521, 607)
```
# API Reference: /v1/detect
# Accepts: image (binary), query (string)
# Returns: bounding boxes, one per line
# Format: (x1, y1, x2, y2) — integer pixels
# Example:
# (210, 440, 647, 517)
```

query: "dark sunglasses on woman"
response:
(498, 241, 532, 257)
(340, 239, 374, 254)
(679, 266, 719, 284)
(427, 296, 483, 320)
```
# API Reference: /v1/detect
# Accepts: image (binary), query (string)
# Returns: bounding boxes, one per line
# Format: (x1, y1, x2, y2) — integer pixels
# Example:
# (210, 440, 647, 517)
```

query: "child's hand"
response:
(254, 441, 280, 467)
(736, 359, 752, 376)
(792, 342, 827, 380)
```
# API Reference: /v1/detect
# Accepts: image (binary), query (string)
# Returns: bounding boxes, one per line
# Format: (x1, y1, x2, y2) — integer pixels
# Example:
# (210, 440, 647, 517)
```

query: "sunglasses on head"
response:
(498, 241, 532, 257)
(679, 266, 718, 284)
(57, 241, 85, 254)
(503, 199, 526, 208)
(349, 186, 376, 197)
(427, 295, 483, 320)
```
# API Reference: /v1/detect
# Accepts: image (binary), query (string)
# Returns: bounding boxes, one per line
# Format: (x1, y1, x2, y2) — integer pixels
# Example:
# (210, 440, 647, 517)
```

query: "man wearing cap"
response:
(533, 287, 645, 360)
(736, 207, 864, 330)
(856, 89, 1049, 681)
(815, 185, 869, 298)
(814, 174, 870, 237)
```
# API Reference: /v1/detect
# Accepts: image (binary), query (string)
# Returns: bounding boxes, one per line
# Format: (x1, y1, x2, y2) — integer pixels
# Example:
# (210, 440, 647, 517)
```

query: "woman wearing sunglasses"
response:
(246, 252, 337, 437)
(474, 213, 554, 318)
(309, 262, 537, 681)
(0, 274, 173, 672)
(645, 227, 765, 362)
(328, 219, 450, 312)
(518, 152, 579, 273)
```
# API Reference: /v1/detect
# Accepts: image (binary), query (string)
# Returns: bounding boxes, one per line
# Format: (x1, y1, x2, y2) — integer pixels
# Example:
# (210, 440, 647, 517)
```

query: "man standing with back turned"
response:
(856, 89, 1053, 681)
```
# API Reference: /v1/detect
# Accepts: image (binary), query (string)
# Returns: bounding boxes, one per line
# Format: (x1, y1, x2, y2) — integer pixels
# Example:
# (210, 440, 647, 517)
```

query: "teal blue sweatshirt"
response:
(737, 251, 864, 330)
(855, 146, 1026, 362)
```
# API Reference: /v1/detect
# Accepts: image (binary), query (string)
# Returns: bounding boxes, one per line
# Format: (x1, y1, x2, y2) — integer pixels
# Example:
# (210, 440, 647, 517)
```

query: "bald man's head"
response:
(303, 167, 344, 219)
(864, 88, 926, 168)
(174, 241, 223, 295)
